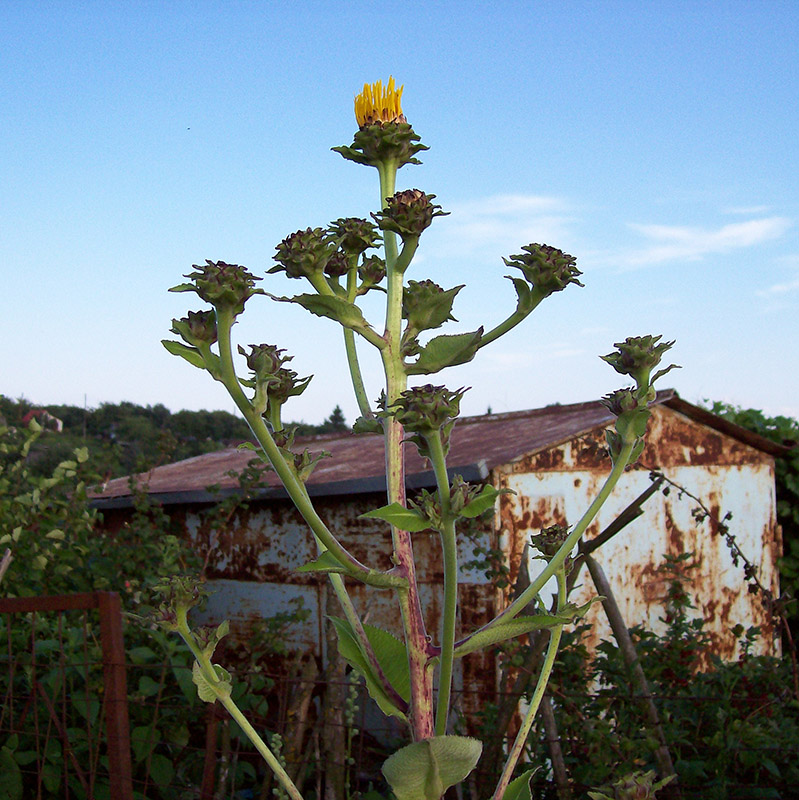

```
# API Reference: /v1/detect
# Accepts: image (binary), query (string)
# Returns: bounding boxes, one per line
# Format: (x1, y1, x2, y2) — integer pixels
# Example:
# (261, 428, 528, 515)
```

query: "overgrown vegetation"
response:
(705, 402, 799, 637)
(0, 394, 348, 481)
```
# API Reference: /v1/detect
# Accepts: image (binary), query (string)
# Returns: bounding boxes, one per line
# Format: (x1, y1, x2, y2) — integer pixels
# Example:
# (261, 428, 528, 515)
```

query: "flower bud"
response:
(403, 280, 462, 333)
(328, 217, 381, 256)
(239, 344, 292, 381)
(600, 335, 677, 388)
(530, 524, 570, 558)
(387, 384, 466, 435)
(372, 190, 447, 240)
(358, 255, 387, 290)
(171, 310, 218, 347)
(503, 244, 583, 298)
(600, 388, 639, 417)
(173, 261, 263, 317)
(270, 228, 339, 280)
(323, 250, 350, 278)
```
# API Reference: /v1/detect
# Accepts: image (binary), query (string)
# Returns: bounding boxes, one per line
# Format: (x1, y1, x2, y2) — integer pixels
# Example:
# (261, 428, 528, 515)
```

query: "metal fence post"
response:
(97, 591, 134, 800)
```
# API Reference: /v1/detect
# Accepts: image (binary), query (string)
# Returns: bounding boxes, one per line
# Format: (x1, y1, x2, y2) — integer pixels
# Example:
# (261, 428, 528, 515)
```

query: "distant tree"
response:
(317, 405, 348, 433)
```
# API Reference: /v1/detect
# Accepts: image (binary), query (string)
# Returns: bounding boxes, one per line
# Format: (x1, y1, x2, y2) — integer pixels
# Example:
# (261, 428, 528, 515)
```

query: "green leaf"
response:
(137, 675, 162, 697)
(168, 282, 197, 293)
(381, 736, 482, 800)
(42, 763, 61, 793)
(459, 485, 504, 518)
(507, 275, 534, 314)
(454, 600, 600, 658)
(503, 768, 539, 800)
(0, 746, 22, 800)
(330, 617, 410, 720)
(283, 293, 371, 332)
(161, 340, 207, 370)
(172, 663, 196, 705)
(296, 550, 349, 574)
(360, 502, 432, 532)
(407, 328, 483, 375)
(192, 661, 232, 703)
(131, 725, 161, 762)
(149, 752, 175, 787)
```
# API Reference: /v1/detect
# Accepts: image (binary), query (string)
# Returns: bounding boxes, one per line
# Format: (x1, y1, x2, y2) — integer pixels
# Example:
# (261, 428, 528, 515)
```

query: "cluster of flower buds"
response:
(382, 384, 466, 459)
(193, 620, 230, 660)
(270, 227, 340, 280)
(170, 310, 218, 348)
(272, 428, 330, 483)
(503, 244, 584, 299)
(171, 261, 264, 318)
(600, 336, 679, 464)
(151, 575, 208, 631)
(238, 343, 312, 418)
(372, 189, 447, 241)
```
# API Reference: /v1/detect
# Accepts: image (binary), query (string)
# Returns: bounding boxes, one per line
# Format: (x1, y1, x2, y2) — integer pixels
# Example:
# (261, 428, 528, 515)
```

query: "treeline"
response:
(0, 395, 347, 479)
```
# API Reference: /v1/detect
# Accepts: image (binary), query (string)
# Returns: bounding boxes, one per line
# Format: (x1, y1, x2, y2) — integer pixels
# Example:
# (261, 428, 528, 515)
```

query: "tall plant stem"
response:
(378, 159, 434, 741)
(343, 266, 372, 418)
(491, 568, 567, 800)
(214, 308, 402, 590)
(427, 431, 458, 736)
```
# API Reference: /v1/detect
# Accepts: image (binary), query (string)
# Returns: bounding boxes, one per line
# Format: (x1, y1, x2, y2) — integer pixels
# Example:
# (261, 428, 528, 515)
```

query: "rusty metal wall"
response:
(185, 491, 498, 723)
(495, 405, 779, 663)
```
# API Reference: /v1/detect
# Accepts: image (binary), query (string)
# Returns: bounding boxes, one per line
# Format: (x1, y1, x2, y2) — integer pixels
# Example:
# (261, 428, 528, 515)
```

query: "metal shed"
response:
(94, 389, 783, 714)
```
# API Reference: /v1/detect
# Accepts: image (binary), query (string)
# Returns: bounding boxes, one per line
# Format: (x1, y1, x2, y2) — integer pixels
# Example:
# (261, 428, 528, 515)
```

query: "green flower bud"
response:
(152, 574, 208, 615)
(600, 388, 639, 417)
(238, 344, 292, 381)
(324, 250, 350, 278)
(358, 255, 387, 291)
(170, 310, 218, 347)
(270, 228, 339, 280)
(333, 123, 429, 170)
(328, 217, 381, 256)
(172, 261, 264, 317)
(600, 335, 677, 388)
(530, 524, 570, 558)
(372, 190, 447, 240)
(387, 384, 466, 435)
(503, 244, 583, 297)
(403, 280, 463, 333)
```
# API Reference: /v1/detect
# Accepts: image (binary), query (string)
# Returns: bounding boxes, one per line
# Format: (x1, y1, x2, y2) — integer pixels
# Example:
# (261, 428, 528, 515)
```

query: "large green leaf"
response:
(407, 328, 483, 374)
(360, 502, 432, 532)
(330, 617, 410, 720)
(381, 736, 483, 800)
(503, 768, 539, 800)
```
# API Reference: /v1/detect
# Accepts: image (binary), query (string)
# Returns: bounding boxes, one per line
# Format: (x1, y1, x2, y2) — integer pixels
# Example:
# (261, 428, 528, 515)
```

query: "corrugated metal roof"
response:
(90, 389, 786, 509)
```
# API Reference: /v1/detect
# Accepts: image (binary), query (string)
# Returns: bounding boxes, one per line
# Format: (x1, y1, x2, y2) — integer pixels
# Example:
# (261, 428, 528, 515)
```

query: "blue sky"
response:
(2, 1, 798, 425)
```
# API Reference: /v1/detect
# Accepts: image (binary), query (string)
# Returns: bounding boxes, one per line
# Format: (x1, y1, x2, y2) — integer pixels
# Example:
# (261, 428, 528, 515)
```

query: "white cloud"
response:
(625, 217, 792, 265)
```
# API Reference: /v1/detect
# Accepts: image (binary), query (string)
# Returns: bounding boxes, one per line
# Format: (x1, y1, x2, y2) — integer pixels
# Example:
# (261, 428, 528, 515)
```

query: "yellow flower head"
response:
(354, 77, 405, 127)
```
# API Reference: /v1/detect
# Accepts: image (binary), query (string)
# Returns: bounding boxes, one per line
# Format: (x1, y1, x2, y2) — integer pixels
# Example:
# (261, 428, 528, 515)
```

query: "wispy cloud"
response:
(757, 276, 799, 297)
(421, 194, 574, 263)
(625, 217, 792, 265)
(723, 205, 772, 215)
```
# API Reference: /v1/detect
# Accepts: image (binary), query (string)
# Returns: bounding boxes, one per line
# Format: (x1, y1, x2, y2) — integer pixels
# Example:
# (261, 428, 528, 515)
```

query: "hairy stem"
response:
(492, 568, 567, 800)
(426, 431, 458, 736)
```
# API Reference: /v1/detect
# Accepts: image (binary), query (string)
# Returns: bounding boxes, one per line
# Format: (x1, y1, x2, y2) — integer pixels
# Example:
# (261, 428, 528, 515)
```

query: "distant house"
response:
(21, 409, 63, 433)
(93, 390, 784, 719)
